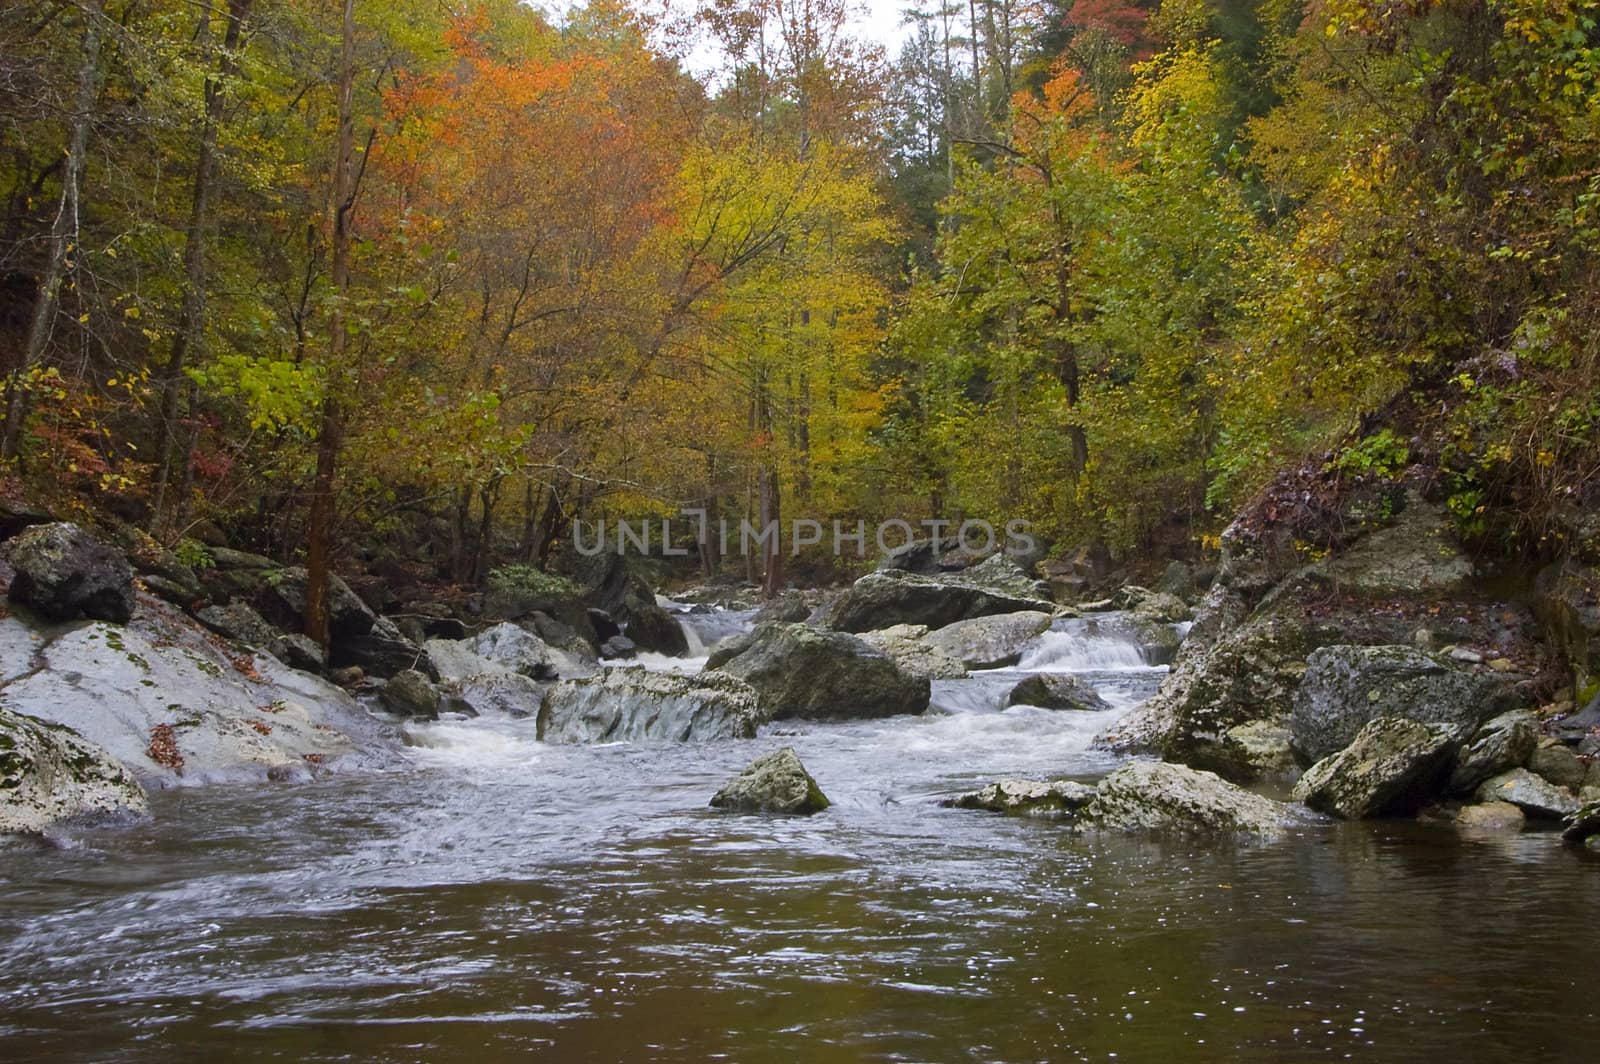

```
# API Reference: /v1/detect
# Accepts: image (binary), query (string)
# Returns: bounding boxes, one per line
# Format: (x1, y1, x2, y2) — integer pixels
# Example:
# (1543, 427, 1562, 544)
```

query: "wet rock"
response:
(1186, 719, 1298, 784)
(1455, 800, 1526, 833)
(1475, 768, 1581, 819)
(922, 610, 1052, 669)
(600, 635, 637, 659)
(469, 622, 560, 679)
(449, 671, 546, 718)
(1527, 743, 1587, 791)
(1, 708, 149, 835)
(709, 747, 830, 815)
(858, 624, 967, 680)
(379, 669, 440, 720)
(1130, 591, 1192, 625)
(2, 522, 135, 623)
(943, 778, 1096, 817)
(1004, 674, 1110, 712)
(1084, 761, 1295, 837)
(818, 568, 1054, 634)
(751, 591, 815, 625)
(0, 597, 397, 787)
(329, 666, 364, 686)
(706, 622, 929, 721)
(1562, 799, 1600, 845)
(1289, 645, 1500, 763)
(332, 615, 434, 680)
(1448, 710, 1538, 795)
(626, 599, 689, 656)
(1292, 718, 1460, 819)
(538, 667, 761, 743)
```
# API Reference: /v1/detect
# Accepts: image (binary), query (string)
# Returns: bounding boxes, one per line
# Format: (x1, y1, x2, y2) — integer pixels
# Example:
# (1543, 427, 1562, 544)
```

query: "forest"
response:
(3, 0, 1598, 636)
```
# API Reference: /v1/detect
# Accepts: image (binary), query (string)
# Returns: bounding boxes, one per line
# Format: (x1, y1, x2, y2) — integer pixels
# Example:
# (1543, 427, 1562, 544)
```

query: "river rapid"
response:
(3, 609, 1598, 1061)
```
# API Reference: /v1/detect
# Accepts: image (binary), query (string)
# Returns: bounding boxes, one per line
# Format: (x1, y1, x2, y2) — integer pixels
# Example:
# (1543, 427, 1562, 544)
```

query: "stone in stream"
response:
(705, 622, 929, 721)
(448, 671, 546, 718)
(922, 610, 1053, 669)
(537, 667, 762, 743)
(1292, 718, 1461, 819)
(943, 779, 1097, 817)
(817, 568, 1055, 634)
(1289, 645, 1500, 763)
(379, 669, 440, 720)
(1562, 799, 1600, 846)
(1083, 761, 1296, 837)
(1475, 768, 1581, 820)
(709, 747, 831, 815)
(1004, 674, 1110, 713)
(858, 624, 968, 680)
(1448, 710, 1538, 795)
(1454, 800, 1526, 833)
(2, 522, 135, 624)
(1, 707, 149, 836)
(1186, 718, 1298, 784)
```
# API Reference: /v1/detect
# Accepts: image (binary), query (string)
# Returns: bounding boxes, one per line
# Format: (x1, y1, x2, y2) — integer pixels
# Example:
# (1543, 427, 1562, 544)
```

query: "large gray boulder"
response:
(857, 624, 968, 680)
(705, 622, 929, 721)
(1004, 674, 1110, 712)
(196, 600, 325, 673)
(1449, 709, 1538, 794)
(537, 667, 761, 743)
(0, 596, 399, 787)
(943, 778, 1097, 817)
(1, 708, 148, 835)
(709, 747, 830, 814)
(1292, 717, 1459, 819)
(922, 610, 1052, 669)
(3, 522, 134, 623)
(1290, 645, 1501, 762)
(959, 553, 1053, 599)
(1084, 761, 1295, 837)
(818, 569, 1055, 634)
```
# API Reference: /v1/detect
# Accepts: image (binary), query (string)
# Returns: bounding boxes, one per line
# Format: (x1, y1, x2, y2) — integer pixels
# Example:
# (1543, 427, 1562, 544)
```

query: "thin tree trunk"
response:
(304, 0, 357, 650)
(153, 0, 254, 533)
(2, 0, 105, 460)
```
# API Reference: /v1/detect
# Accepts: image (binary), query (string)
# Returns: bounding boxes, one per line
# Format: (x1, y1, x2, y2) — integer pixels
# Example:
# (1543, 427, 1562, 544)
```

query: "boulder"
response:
(600, 634, 637, 659)
(1290, 645, 1501, 763)
(709, 747, 830, 815)
(943, 778, 1097, 816)
(423, 638, 497, 683)
(2, 522, 135, 623)
(818, 568, 1054, 634)
(255, 566, 376, 642)
(1475, 768, 1581, 819)
(537, 667, 761, 743)
(1, 708, 149, 835)
(1157, 561, 1195, 600)
(705, 622, 929, 721)
(0, 596, 398, 787)
(959, 553, 1053, 600)
(857, 624, 967, 680)
(1527, 742, 1587, 791)
(331, 615, 434, 680)
(1562, 799, 1600, 845)
(195, 601, 324, 674)
(1455, 800, 1526, 832)
(1130, 591, 1192, 625)
(1534, 560, 1600, 690)
(469, 622, 560, 679)
(1292, 717, 1459, 819)
(922, 610, 1052, 669)
(379, 669, 440, 720)
(1185, 718, 1298, 783)
(1448, 710, 1539, 794)
(1084, 761, 1294, 837)
(1004, 674, 1110, 712)
(449, 671, 546, 718)
(626, 599, 690, 656)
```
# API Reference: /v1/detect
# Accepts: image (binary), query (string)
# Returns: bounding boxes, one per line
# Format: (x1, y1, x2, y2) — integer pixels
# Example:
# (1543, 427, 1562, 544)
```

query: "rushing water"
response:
(3, 611, 1598, 1062)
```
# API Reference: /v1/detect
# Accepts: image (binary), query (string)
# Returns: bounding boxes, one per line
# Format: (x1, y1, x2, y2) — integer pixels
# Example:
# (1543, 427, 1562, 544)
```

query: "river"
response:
(2, 610, 1597, 1061)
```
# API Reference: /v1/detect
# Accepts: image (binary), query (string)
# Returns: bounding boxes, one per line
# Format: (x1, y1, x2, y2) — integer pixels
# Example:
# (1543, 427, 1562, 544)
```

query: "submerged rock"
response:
(818, 568, 1054, 634)
(1475, 768, 1581, 819)
(3, 522, 135, 623)
(706, 622, 929, 721)
(1004, 674, 1110, 712)
(537, 667, 761, 743)
(1455, 800, 1526, 833)
(709, 747, 830, 815)
(943, 778, 1097, 817)
(1084, 761, 1295, 837)
(858, 624, 968, 680)
(0, 707, 149, 835)
(922, 610, 1052, 669)
(1292, 717, 1459, 819)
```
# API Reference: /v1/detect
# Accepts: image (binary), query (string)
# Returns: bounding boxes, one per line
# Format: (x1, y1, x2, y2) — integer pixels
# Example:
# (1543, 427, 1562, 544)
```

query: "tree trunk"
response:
(304, 0, 357, 651)
(152, 0, 254, 534)
(2, 0, 106, 460)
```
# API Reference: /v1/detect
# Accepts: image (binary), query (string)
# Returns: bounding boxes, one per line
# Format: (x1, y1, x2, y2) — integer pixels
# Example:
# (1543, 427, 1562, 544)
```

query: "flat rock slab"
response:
(538, 667, 761, 743)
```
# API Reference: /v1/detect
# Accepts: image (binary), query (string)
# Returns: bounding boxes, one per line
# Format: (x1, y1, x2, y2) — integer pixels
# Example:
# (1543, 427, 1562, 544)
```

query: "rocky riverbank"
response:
(4, 481, 1600, 851)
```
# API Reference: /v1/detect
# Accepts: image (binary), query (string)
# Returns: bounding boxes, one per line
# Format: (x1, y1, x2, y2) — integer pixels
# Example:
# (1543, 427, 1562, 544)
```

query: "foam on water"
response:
(1015, 616, 1160, 673)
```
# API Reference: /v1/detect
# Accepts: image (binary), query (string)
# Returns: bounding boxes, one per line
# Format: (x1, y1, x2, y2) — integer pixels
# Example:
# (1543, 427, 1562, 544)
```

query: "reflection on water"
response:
(2, 612, 1597, 1061)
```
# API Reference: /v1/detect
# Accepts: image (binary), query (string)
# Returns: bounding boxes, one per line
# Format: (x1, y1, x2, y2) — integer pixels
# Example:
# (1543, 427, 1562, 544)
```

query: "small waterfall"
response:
(1015, 616, 1155, 672)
